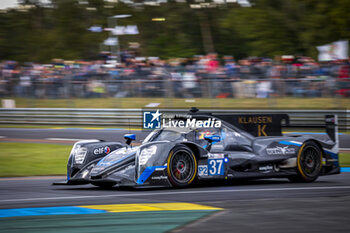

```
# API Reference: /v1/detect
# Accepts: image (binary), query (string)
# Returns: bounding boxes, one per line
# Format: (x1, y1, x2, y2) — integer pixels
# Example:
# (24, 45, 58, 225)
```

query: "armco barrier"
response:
(0, 108, 348, 130)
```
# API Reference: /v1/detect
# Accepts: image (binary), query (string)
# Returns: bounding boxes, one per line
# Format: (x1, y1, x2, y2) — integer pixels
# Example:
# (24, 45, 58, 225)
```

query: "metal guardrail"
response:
(0, 108, 348, 130)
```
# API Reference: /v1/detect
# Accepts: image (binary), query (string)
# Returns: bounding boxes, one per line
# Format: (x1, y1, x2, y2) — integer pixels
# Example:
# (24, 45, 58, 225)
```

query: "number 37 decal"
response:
(208, 159, 224, 176)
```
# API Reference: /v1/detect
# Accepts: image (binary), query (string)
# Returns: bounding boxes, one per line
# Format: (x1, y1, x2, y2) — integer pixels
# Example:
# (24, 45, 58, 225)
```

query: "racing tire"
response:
(167, 145, 197, 188)
(288, 141, 322, 183)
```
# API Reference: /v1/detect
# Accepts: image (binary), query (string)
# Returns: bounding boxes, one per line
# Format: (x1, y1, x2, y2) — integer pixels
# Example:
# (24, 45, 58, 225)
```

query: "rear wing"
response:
(212, 113, 289, 137)
(325, 115, 339, 150)
(325, 115, 338, 142)
(213, 113, 339, 144)
(188, 108, 338, 144)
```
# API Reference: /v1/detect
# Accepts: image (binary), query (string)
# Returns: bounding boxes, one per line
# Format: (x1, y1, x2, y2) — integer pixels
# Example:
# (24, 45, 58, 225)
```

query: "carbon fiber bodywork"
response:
(54, 111, 340, 188)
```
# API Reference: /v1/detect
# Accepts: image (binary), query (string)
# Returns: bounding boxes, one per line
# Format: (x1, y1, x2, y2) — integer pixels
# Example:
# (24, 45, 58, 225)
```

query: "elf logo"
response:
(94, 146, 111, 155)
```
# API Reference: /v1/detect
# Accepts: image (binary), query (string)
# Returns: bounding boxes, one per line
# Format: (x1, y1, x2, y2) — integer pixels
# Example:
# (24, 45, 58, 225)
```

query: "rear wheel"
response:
(167, 145, 197, 188)
(288, 141, 322, 183)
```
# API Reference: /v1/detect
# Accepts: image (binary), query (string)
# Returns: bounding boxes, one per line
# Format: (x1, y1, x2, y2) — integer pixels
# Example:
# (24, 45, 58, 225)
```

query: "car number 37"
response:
(208, 159, 224, 176)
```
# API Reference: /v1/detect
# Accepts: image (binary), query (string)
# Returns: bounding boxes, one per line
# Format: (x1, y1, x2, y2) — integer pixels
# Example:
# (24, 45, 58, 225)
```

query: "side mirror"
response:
(124, 134, 136, 145)
(204, 135, 221, 151)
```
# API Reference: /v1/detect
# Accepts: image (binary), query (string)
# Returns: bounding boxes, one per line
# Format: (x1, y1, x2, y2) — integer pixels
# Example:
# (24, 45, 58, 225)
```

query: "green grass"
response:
(0, 143, 350, 177)
(340, 153, 350, 167)
(0, 143, 71, 177)
(5, 97, 350, 109)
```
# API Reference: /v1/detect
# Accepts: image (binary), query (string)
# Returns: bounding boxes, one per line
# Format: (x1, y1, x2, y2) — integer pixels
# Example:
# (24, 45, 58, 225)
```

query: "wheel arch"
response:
(178, 142, 204, 160)
(302, 139, 325, 157)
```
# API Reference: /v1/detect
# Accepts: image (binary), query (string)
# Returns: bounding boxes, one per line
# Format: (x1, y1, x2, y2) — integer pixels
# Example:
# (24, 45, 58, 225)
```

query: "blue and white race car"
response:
(54, 109, 340, 188)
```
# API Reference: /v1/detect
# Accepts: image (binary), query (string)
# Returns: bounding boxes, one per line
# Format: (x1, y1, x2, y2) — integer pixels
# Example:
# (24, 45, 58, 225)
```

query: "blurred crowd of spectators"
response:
(0, 53, 349, 99)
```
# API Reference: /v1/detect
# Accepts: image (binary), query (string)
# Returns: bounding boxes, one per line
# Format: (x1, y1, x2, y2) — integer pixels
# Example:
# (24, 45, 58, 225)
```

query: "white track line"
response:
(0, 136, 6, 138)
(46, 138, 83, 141)
(1, 186, 350, 203)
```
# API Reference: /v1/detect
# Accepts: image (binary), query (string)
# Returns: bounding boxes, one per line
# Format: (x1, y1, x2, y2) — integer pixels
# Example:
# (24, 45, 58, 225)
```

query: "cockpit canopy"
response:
(143, 123, 252, 152)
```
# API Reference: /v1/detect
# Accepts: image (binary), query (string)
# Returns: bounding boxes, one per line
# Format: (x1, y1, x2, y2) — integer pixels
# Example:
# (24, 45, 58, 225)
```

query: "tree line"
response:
(0, 0, 349, 62)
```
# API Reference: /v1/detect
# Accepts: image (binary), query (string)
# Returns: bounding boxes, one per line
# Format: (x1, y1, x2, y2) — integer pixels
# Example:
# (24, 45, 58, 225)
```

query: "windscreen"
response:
(143, 128, 192, 144)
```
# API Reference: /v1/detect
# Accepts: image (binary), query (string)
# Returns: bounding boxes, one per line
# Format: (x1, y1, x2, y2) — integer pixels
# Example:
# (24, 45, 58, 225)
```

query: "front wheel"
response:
(288, 141, 322, 183)
(167, 145, 197, 188)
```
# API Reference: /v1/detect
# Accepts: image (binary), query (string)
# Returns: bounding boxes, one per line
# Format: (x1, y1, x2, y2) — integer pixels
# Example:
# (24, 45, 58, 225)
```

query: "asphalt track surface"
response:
(0, 174, 350, 232)
(1, 128, 350, 232)
(0, 128, 149, 144)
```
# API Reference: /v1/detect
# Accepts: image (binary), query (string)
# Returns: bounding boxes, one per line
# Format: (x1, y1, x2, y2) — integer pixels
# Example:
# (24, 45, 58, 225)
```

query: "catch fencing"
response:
(0, 108, 348, 130)
(4, 78, 349, 99)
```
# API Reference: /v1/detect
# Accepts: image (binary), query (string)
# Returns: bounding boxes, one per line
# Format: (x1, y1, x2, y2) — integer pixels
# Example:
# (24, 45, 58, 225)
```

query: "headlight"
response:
(139, 145, 157, 165)
(74, 146, 87, 164)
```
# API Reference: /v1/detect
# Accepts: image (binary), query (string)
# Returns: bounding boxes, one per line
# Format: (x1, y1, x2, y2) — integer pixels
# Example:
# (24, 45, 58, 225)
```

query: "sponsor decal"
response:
(266, 146, 295, 155)
(94, 146, 111, 155)
(143, 109, 221, 129)
(104, 146, 110, 154)
(238, 116, 273, 124)
(91, 167, 104, 174)
(257, 124, 267, 136)
(208, 153, 225, 159)
(259, 165, 273, 172)
(198, 165, 208, 176)
(212, 144, 224, 149)
(151, 176, 168, 180)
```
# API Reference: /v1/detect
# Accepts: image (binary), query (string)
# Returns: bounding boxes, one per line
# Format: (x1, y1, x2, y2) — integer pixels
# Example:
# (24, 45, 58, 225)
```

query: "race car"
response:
(53, 108, 340, 188)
